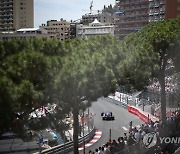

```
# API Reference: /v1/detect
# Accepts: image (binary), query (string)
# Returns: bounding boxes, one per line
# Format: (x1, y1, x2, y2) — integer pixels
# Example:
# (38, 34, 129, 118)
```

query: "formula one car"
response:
(101, 111, 115, 120)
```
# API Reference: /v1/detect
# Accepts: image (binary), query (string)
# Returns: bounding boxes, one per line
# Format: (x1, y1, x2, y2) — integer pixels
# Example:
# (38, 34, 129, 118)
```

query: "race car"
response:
(101, 111, 115, 120)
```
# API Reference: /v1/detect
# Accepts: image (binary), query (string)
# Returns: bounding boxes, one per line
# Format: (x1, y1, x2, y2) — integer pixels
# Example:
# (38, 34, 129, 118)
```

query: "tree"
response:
(141, 19, 180, 125)
(55, 35, 123, 153)
(120, 18, 180, 125)
(116, 33, 153, 92)
(0, 38, 71, 136)
(0, 72, 15, 135)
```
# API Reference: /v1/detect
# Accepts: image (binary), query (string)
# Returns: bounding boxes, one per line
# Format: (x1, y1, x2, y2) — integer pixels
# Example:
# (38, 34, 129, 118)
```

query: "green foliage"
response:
(1, 18, 179, 144)
(54, 35, 124, 153)
(0, 73, 15, 134)
(118, 18, 180, 91)
(55, 35, 123, 109)
(0, 38, 70, 136)
(120, 18, 180, 124)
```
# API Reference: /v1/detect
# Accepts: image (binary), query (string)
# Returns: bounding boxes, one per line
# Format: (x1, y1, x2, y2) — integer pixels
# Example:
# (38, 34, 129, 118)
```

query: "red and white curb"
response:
(78, 129, 102, 151)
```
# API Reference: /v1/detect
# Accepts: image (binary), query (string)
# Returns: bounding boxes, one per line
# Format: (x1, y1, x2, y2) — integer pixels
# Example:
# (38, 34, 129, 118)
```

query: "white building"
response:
(0, 28, 49, 40)
(77, 19, 114, 39)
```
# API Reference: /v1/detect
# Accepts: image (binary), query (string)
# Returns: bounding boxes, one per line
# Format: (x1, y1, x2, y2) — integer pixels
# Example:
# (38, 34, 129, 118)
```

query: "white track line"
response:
(122, 126, 128, 131)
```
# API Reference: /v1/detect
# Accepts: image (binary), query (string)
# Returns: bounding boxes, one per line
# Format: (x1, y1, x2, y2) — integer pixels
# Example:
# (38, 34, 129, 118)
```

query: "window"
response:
(177, 5, 180, 10)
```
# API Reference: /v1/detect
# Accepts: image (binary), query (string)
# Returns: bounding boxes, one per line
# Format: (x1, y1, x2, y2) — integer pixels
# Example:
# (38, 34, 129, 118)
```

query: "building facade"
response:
(149, 0, 180, 22)
(77, 19, 114, 39)
(115, 0, 180, 40)
(0, 28, 49, 41)
(164, 0, 180, 18)
(81, 12, 114, 25)
(149, 0, 165, 22)
(0, 0, 34, 32)
(40, 19, 70, 41)
(69, 22, 77, 39)
(114, 0, 149, 40)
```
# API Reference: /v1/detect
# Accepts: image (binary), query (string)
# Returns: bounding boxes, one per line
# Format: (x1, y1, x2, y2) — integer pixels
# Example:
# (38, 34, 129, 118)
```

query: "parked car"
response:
(101, 111, 115, 120)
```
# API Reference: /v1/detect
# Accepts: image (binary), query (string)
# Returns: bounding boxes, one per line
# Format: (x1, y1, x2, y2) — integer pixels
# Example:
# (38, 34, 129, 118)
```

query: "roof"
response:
(17, 28, 39, 32)
(114, 11, 125, 15)
(91, 18, 100, 24)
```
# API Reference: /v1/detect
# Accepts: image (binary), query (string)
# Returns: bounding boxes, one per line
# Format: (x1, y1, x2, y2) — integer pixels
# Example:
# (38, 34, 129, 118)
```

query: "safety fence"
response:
(33, 127, 95, 154)
(127, 105, 159, 123)
(103, 97, 128, 109)
(103, 97, 159, 123)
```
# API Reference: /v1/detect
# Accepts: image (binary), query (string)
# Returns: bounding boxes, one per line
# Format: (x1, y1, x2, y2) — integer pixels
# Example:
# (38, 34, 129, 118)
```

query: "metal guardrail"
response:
(34, 127, 95, 154)
(103, 97, 128, 109)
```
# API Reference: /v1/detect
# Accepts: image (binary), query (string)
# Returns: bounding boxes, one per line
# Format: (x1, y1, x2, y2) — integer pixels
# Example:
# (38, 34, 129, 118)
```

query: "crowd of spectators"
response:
(148, 76, 178, 94)
(88, 110, 180, 154)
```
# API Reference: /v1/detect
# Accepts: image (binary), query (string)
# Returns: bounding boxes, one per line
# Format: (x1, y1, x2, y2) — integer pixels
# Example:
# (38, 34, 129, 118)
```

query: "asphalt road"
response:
(79, 98, 143, 154)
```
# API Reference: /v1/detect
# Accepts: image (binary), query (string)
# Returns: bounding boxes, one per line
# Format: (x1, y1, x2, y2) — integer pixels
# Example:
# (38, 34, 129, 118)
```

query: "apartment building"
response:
(115, 0, 180, 40)
(0, 0, 34, 32)
(40, 19, 70, 41)
(149, 0, 180, 22)
(114, 0, 149, 40)
(149, 0, 165, 22)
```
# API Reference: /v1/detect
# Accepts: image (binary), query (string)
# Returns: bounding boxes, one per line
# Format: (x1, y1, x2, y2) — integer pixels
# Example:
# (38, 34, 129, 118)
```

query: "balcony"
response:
(154, 11, 159, 15)
(154, 4, 159, 8)
(116, 19, 148, 25)
(160, 8, 165, 12)
(149, 19, 154, 22)
(115, 13, 148, 20)
(160, 1, 165, 5)
(116, 0, 149, 7)
(125, 6, 149, 12)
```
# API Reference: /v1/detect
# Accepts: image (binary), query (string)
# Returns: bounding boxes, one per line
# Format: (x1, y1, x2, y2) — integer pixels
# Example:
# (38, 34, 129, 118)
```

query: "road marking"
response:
(96, 131, 102, 135)
(122, 126, 128, 131)
(136, 125, 141, 128)
(86, 143, 92, 146)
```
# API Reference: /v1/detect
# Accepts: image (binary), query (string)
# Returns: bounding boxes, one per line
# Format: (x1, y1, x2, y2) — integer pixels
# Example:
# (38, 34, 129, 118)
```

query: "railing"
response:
(33, 127, 95, 154)
(103, 97, 128, 109)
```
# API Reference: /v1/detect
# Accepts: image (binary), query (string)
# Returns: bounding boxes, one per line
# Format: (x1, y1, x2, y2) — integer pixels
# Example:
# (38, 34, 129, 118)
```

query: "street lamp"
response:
(87, 108, 90, 133)
(82, 111, 85, 154)
(143, 101, 145, 111)
(126, 95, 129, 105)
